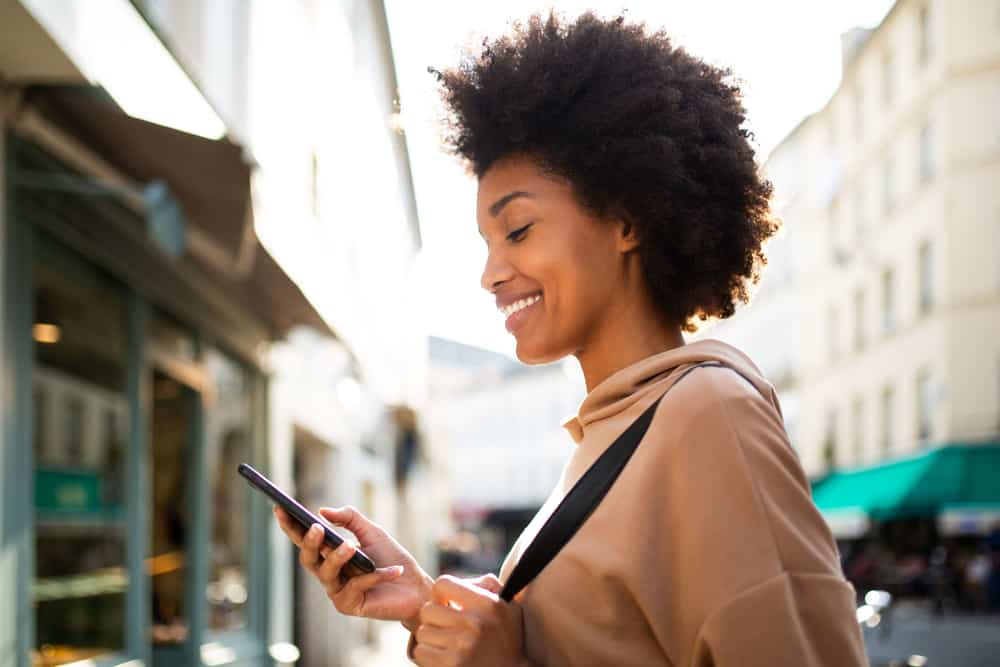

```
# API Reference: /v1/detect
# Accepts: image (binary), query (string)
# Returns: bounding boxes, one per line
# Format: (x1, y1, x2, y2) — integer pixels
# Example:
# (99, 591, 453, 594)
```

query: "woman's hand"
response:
(274, 505, 432, 623)
(411, 575, 527, 667)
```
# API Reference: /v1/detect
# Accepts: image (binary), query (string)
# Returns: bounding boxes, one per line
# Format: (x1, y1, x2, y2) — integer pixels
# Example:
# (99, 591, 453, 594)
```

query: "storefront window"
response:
(32, 235, 128, 665)
(205, 349, 252, 632)
(149, 311, 199, 646)
(150, 369, 193, 644)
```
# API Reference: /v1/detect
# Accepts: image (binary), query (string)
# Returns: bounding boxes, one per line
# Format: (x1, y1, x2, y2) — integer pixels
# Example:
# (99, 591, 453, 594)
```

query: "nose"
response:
(480, 247, 515, 293)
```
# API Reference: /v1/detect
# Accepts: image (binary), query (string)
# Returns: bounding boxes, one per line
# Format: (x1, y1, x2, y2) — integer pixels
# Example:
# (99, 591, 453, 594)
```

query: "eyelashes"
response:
(506, 223, 533, 243)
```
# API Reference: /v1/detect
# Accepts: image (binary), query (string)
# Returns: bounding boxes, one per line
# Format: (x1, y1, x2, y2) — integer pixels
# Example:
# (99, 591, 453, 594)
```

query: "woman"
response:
(276, 11, 867, 666)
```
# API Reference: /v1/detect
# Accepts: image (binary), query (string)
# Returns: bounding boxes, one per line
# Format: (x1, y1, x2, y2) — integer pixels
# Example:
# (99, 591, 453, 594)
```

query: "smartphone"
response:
(238, 462, 375, 578)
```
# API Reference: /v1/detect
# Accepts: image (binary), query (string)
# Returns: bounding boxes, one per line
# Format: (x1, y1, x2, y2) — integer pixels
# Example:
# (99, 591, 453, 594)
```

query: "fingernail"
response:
(310, 524, 322, 536)
(390, 565, 404, 576)
(337, 542, 354, 557)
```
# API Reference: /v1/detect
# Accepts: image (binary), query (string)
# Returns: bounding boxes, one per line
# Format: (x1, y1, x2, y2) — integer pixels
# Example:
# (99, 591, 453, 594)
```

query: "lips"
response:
(496, 290, 543, 314)
(499, 293, 542, 317)
(500, 292, 543, 334)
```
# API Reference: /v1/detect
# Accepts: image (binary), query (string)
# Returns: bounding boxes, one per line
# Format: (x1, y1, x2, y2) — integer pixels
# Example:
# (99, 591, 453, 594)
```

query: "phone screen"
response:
(238, 462, 375, 577)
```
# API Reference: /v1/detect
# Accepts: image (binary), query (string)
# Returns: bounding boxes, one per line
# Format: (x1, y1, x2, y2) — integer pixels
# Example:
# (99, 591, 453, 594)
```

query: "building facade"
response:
(702, 0, 1000, 485)
(787, 0, 1000, 477)
(1, 1, 429, 666)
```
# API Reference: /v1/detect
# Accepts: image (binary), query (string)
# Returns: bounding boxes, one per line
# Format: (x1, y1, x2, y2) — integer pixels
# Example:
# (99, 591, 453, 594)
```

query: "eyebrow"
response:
(488, 190, 535, 217)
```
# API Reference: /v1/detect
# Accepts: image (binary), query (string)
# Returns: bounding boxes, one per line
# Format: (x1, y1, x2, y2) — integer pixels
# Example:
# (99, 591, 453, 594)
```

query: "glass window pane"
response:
(919, 242, 934, 312)
(918, 4, 931, 65)
(151, 312, 198, 363)
(150, 369, 194, 645)
(881, 386, 895, 455)
(917, 370, 934, 442)
(920, 123, 934, 183)
(852, 397, 865, 463)
(882, 269, 896, 333)
(853, 289, 866, 352)
(205, 349, 252, 632)
(828, 306, 840, 363)
(882, 157, 895, 214)
(32, 235, 128, 665)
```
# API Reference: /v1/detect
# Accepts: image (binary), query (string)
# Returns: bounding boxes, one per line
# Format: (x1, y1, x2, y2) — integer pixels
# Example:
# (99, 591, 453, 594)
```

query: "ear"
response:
(613, 209, 640, 253)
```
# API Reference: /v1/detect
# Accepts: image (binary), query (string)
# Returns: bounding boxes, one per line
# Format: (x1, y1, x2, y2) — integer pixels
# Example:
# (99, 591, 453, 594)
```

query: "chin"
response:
(513, 335, 567, 366)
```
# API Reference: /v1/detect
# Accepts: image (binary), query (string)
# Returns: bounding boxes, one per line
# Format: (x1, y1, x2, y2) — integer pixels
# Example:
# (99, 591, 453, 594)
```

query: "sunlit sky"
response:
(386, 0, 896, 357)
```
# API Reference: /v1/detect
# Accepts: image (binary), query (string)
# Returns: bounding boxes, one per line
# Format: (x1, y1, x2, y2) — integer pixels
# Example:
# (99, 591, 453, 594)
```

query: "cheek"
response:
(517, 224, 620, 322)
(542, 251, 611, 324)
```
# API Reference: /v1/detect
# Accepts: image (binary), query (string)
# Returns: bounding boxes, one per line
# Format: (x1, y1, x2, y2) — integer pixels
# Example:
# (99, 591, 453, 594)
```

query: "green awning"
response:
(812, 444, 1000, 529)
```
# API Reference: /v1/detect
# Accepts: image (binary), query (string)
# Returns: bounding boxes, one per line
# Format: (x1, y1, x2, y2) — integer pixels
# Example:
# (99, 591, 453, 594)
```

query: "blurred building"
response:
(0, 1, 431, 666)
(786, 0, 1000, 474)
(427, 336, 583, 571)
(700, 0, 1000, 540)
(688, 201, 803, 445)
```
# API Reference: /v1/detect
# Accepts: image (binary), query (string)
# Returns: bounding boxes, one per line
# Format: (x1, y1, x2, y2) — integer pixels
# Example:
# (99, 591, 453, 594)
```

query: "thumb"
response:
(318, 506, 388, 545)
(468, 573, 503, 594)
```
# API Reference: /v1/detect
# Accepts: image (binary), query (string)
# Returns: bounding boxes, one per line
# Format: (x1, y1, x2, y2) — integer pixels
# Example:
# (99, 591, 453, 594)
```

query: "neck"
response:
(574, 289, 685, 393)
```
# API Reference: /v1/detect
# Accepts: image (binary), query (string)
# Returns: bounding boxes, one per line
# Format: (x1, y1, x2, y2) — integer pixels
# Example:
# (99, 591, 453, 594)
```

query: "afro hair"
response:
(431, 11, 779, 331)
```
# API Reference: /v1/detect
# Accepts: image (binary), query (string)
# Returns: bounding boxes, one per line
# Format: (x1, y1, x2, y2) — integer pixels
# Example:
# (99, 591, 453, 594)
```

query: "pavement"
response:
(863, 603, 1000, 667)
(346, 622, 413, 667)
(344, 603, 1000, 667)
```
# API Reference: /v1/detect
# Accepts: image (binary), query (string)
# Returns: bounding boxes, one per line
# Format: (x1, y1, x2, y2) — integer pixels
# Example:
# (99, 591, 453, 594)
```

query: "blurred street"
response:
(342, 606, 1000, 667)
(347, 624, 413, 667)
(864, 605, 1000, 667)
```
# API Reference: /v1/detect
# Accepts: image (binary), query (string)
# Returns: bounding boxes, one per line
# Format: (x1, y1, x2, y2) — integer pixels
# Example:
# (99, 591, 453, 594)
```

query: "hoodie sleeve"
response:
(643, 366, 867, 667)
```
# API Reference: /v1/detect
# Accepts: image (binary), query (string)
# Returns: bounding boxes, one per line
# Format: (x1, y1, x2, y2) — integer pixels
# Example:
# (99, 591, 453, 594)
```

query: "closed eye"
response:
(506, 223, 533, 243)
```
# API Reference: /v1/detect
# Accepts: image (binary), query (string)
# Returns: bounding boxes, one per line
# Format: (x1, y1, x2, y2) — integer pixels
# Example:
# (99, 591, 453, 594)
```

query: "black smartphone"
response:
(238, 462, 375, 578)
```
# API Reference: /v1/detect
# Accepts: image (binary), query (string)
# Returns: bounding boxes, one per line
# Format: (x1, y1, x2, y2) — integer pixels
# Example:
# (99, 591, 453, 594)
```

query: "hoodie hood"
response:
(562, 338, 775, 444)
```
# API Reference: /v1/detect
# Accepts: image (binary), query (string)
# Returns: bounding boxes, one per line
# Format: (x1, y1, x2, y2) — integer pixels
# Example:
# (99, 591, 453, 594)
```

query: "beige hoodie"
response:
(498, 339, 867, 666)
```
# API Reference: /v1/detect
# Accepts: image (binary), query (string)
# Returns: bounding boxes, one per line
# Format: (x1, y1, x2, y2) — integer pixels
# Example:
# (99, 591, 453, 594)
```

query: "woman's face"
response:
(477, 155, 632, 364)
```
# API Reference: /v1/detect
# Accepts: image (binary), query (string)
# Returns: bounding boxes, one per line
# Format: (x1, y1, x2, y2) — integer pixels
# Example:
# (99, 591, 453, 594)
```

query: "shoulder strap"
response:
(499, 361, 758, 602)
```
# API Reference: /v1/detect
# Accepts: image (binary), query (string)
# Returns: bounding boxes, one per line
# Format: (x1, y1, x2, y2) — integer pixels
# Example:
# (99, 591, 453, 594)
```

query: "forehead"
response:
(476, 156, 563, 213)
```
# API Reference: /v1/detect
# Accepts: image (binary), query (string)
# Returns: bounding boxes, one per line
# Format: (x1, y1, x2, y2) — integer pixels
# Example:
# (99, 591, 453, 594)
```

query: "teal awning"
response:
(812, 444, 1000, 529)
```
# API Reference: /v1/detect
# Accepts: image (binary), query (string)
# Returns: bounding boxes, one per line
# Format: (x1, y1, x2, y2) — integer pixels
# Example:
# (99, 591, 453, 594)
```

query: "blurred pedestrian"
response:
(846, 543, 879, 595)
(965, 549, 991, 613)
(275, 10, 866, 666)
(987, 524, 1000, 613)
(928, 544, 950, 615)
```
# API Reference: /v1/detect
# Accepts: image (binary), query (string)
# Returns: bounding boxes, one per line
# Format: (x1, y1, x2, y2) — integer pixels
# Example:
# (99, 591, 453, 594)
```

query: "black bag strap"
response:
(500, 361, 758, 602)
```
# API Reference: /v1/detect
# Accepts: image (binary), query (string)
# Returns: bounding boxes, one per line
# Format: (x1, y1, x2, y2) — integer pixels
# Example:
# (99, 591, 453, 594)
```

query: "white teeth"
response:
(501, 294, 542, 317)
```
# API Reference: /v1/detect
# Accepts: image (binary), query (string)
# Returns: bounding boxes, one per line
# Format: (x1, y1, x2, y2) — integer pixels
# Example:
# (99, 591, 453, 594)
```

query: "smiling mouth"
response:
(500, 293, 543, 318)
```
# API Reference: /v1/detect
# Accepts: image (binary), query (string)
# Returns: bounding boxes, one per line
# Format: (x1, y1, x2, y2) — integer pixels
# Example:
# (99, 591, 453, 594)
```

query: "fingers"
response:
(432, 574, 497, 611)
(413, 623, 451, 650)
(317, 540, 359, 595)
(411, 642, 447, 666)
(332, 565, 404, 613)
(418, 599, 463, 628)
(298, 524, 331, 575)
(468, 573, 503, 595)
(274, 507, 306, 547)
(319, 506, 387, 545)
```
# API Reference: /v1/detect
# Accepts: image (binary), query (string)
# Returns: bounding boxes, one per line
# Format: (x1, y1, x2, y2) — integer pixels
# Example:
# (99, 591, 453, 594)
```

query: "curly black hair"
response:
(431, 12, 779, 332)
